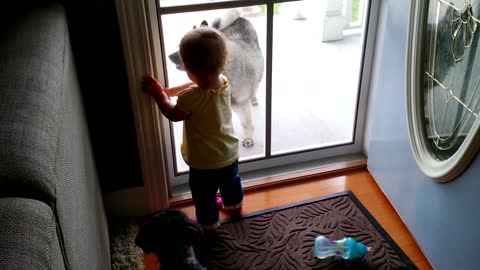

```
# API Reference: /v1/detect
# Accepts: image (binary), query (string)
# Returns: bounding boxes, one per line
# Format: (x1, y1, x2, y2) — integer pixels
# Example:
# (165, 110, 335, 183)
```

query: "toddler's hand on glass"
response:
(141, 75, 164, 96)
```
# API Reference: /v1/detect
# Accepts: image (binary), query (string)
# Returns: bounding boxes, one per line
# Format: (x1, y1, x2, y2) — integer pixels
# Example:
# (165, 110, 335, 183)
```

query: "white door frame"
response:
(114, 0, 170, 213)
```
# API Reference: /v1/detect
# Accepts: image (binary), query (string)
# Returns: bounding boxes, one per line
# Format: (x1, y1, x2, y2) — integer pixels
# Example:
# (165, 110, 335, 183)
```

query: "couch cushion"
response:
(0, 197, 66, 269)
(0, 2, 66, 204)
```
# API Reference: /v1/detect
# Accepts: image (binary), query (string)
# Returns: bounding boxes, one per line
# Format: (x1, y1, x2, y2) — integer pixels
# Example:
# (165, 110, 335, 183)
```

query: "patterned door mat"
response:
(196, 191, 417, 270)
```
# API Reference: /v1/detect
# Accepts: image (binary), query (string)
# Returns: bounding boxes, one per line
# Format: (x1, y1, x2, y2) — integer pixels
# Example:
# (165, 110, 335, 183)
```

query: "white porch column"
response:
(318, 0, 347, 42)
(279, 0, 346, 42)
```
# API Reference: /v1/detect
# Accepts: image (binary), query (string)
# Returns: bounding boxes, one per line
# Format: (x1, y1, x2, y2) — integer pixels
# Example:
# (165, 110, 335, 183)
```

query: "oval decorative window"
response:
(407, 0, 480, 182)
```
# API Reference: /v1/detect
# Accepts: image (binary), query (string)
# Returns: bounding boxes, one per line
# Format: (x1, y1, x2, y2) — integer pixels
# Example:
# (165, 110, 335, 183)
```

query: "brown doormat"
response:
(196, 191, 417, 270)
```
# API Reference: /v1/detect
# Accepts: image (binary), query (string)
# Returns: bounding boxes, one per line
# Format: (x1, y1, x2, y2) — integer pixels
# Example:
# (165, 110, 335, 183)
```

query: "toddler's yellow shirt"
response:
(176, 77, 239, 169)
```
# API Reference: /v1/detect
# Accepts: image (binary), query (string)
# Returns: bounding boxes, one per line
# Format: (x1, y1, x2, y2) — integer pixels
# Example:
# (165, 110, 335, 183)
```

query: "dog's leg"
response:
(232, 102, 255, 148)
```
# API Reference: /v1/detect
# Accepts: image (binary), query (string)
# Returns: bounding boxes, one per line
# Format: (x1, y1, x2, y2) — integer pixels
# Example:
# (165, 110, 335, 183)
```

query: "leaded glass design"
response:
(423, 0, 480, 160)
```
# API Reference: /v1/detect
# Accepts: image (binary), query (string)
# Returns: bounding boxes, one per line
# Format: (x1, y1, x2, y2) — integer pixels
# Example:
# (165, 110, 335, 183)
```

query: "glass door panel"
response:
(271, 1, 364, 155)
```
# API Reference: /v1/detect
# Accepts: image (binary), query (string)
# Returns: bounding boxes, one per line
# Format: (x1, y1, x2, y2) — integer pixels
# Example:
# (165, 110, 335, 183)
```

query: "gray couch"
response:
(0, 1, 111, 269)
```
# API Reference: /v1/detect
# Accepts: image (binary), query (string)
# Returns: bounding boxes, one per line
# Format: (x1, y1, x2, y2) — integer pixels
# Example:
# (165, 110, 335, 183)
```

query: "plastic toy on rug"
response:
(314, 235, 370, 260)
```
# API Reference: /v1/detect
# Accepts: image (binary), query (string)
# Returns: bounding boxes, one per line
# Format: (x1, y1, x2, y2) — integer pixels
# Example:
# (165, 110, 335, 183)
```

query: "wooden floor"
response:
(144, 168, 432, 270)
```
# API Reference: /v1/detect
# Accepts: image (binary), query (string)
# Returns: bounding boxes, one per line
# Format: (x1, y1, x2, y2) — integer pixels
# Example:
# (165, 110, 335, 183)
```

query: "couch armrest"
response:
(0, 198, 66, 269)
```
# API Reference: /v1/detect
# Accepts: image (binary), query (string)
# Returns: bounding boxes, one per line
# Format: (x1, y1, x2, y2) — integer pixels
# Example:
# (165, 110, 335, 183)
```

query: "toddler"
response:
(142, 26, 244, 230)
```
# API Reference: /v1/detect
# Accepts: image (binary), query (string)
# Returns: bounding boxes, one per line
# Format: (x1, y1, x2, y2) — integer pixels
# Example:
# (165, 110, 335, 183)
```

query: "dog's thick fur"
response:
(135, 210, 206, 270)
(169, 9, 265, 148)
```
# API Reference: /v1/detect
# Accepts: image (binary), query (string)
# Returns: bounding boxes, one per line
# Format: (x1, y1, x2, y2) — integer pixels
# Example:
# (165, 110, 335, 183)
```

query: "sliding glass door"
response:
(156, 0, 374, 196)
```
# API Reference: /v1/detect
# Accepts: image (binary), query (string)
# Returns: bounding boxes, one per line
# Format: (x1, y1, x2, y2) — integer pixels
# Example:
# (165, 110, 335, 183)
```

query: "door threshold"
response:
(169, 153, 367, 207)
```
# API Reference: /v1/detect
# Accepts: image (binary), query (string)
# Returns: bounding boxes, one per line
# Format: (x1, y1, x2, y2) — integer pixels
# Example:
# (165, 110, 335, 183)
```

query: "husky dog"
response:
(135, 209, 206, 270)
(169, 9, 264, 148)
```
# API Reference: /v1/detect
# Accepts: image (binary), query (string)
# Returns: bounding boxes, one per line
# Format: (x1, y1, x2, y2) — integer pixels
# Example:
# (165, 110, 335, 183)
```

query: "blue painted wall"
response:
(364, 1, 480, 269)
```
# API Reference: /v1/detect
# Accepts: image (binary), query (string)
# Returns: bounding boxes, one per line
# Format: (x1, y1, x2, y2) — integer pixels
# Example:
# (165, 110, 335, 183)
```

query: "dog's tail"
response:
(211, 9, 241, 30)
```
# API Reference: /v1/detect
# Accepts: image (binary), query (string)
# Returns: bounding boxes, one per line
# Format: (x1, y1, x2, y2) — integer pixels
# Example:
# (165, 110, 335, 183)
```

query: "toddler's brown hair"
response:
(179, 26, 229, 76)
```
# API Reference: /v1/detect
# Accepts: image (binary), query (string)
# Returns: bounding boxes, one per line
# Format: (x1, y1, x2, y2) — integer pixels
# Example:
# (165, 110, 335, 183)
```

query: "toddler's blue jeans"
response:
(189, 160, 244, 226)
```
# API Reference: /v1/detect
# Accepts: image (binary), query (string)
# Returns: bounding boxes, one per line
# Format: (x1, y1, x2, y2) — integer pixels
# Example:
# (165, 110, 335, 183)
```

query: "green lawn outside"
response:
(258, 4, 281, 16)
(352, 0, 360, 22)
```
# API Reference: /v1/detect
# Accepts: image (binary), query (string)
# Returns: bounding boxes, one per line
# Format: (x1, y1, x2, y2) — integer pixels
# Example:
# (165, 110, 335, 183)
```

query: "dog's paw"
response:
(242, 138, 254, 148)
(251, 96, 258, 106)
